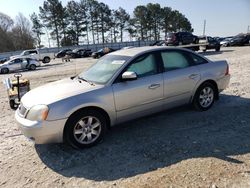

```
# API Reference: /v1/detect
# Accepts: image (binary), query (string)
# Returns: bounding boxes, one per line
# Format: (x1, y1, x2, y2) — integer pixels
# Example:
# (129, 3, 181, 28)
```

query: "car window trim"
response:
(113, 51, 162, 84)
(158, 49, 195, 72)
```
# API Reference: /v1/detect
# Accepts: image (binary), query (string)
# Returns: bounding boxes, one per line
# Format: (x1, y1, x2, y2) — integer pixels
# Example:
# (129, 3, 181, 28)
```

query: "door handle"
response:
(189, 74, 199, 79)
(148, 84, 161, 89)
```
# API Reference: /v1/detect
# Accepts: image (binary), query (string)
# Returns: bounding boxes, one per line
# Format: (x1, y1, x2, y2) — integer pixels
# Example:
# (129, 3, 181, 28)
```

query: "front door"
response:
(9, 59, 22, 71)
(112, 53, 164, 123)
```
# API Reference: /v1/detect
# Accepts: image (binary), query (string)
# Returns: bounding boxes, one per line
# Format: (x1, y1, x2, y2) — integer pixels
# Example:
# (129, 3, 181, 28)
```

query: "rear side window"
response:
(189, 53, 208, 65)
(161, 51, 190, 71)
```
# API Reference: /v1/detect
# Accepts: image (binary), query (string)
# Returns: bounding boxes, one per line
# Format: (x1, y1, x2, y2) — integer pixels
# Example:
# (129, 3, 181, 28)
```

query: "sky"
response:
(0, 0, 249, 44)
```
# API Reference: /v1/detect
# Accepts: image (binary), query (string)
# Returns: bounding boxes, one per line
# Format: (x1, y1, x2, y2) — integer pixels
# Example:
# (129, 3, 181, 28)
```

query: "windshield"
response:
(78, 54, 131, 84)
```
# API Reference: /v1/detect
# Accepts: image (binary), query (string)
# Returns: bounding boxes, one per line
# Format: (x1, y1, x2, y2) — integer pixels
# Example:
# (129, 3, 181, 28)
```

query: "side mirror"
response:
(122, 71, 137, 81)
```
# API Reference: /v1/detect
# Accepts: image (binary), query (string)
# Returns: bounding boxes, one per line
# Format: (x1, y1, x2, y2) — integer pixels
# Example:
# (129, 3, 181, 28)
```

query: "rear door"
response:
(160, 50, 201, 108)
(112, 52, 164, 123)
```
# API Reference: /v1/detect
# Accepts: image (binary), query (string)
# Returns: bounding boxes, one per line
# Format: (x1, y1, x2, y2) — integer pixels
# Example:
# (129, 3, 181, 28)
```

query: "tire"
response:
(43, 57, 50, 64)
(9, 100, 18, 110)
(202, 49, 207, 52)
(193, 82, 216, 111)
(29, 64, 36, 70)
(1, 68, 9, 74)
(215, 46, 220, 52)
(64, 109, 107, 149)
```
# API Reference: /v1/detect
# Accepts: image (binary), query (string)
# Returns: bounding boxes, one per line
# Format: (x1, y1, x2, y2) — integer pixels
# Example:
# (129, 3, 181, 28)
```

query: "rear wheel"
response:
(29, 64, 36, 70)
(193, 82, 215, 111)
(215, 46, 220, 52)
(1, 68, 9, 74)
(43, 57, 50, 64)
(64, 109, 107, 149)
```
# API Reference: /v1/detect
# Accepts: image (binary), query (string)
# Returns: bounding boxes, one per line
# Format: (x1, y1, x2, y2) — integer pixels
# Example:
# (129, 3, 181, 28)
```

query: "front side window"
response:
(78, 55, 131, 84)
(161, 51, 190, 71)
(9, 59, 21, 65)
(126, 53, 158, 78)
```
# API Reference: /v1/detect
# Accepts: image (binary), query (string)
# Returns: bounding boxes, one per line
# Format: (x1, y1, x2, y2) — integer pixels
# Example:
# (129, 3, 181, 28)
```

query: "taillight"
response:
(225, 65, 229, 75)
(173, 35, 176, 42)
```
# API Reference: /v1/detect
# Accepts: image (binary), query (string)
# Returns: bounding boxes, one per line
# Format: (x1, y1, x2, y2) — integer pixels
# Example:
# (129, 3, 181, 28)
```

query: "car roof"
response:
(110, 46, 189, 57)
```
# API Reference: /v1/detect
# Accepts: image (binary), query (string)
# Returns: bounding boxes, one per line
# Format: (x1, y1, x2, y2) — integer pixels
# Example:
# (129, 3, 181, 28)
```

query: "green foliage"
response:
(39, 0, 65, 47)
(30, 12, 44, 47)
(0, 1, 195, 51)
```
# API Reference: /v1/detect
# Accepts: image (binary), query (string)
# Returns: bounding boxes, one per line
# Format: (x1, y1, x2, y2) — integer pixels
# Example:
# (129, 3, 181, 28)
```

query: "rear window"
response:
(167, 33, 174, 37)
(189, 53, 208, 65)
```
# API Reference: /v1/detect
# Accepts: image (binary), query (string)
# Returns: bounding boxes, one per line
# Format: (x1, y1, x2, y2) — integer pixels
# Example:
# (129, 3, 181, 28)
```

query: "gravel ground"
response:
(0, 46, 250, 188)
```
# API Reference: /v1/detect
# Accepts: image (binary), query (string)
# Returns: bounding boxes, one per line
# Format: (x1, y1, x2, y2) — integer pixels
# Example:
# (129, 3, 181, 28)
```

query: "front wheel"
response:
(64, 109, 107, 149)
(193, 83, 215, 111)
(1, 68, 9, 74)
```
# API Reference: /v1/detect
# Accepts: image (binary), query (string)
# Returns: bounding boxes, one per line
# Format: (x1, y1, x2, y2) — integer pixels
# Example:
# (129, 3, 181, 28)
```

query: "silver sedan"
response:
(15, 46, 230, 148)
(0, 57, 40, 74)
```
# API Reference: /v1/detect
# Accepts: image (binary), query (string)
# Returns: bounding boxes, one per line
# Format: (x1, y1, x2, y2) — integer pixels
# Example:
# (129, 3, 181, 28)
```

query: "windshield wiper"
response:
(77, 76, 95, 86)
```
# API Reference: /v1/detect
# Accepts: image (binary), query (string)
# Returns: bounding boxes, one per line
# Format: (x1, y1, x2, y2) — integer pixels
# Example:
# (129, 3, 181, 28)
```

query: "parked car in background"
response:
(166, 32, 199, 46)
(220, 38, 233, 46)
(55, 49, 72, 58)
(0, 57, 8, 64)
(150, 40, 166, 46)
(199, 36, 220, 52)
(15, 46, 230, 149)
(91, 47, 115, 58)
(0, 57, 40, 74)
(67, 49, 92, 58)
(228, 34, 250, 46)
(10, 49, 54, 64)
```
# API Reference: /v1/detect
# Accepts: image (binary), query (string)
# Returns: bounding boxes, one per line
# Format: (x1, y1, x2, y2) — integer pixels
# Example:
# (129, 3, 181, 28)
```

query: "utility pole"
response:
(203, 20, 206, 36)
(248, 25, 250, 33)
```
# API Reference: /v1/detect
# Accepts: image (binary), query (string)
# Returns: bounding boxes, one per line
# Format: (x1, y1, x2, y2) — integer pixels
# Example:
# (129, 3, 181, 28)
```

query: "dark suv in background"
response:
(166, 32, 199, 46)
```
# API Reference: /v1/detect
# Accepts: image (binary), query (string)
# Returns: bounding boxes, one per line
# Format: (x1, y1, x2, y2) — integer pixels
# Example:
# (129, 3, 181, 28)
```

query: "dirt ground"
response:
(0, 46, 250, 188)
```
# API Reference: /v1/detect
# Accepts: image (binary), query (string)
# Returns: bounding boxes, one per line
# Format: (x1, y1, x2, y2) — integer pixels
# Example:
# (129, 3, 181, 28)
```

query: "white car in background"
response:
(0, 57, 41, 74)
(220, 38, 233, 47)
(10, 49, 55, 64)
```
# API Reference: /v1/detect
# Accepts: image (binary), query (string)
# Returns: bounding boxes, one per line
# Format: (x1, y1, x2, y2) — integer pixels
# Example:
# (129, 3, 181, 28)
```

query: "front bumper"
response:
(15, 110, 67, 144)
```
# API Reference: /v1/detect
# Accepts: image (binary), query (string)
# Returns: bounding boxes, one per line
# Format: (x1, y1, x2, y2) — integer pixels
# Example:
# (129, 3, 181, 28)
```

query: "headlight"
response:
(26, 105, 49, 121)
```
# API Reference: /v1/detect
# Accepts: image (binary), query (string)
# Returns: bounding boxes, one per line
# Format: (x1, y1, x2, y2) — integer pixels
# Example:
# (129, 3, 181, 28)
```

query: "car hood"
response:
(21, 78, 103, 108)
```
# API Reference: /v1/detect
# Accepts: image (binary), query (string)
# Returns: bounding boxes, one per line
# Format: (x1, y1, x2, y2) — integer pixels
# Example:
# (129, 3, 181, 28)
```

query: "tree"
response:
(146, 3, 162, 41)
(160, 7, 172, 37)
(169, 10, 193, 32)
(114, 7, 130, 42)
(30, 12, 44, 47)
(39, 0, 64, 47)
(67, 0, 87, 45)
(133, 5, 148, 40)
(86, 0, 99, 44)
(133, 3, 193, 41)
(0, 12, 13, 32)
(0, 12, 14, 52)
(10, 13, 35, 50)
(98, 2, 111, 43)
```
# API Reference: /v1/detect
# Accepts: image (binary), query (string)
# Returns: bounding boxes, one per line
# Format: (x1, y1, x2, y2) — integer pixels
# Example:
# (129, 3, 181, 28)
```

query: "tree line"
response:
(0, 0, 193, 52)
(0, 12, 34, 53)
